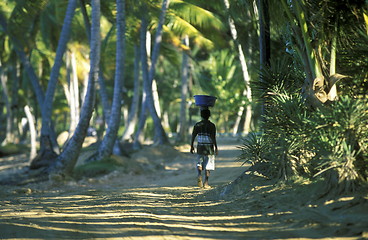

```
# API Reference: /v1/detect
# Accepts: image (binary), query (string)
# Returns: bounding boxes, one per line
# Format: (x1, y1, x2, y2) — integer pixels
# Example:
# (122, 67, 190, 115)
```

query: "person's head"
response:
(200, 109, 211, 120)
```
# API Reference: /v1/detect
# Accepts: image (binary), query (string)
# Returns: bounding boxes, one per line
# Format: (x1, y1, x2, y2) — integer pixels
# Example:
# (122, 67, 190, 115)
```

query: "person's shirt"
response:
(193, 119, 216, 155)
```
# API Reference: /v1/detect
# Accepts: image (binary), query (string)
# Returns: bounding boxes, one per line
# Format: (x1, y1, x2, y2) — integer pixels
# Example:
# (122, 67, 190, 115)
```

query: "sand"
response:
(0, 137, 367, 239)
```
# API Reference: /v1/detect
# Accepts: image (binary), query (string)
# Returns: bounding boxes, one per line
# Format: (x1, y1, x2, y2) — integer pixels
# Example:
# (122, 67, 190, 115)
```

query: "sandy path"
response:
(1, 137, 367, 239)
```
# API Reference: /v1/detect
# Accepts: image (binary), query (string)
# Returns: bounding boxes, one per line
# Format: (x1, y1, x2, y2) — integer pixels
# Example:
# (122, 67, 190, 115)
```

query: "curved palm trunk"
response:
(225, 0, 253, 135)
(146, 0, 170, 144)
(0, 12, 59, 153)
(40, 0, 77, 154)
(51, 0, 101, 175)
(134, 0, 170, 147)
(95, 0, 126, 160)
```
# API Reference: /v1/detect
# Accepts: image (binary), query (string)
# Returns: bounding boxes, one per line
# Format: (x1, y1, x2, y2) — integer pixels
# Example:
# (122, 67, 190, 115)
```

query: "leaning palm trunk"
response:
(39, 0, 77, 155)
(0, 13, 59, 152)
(224, 0, 252, 135)
(146, 0, 170, 144)
(50, 0, 101, 175)
(94, 0, 126, 161)
(134, 0, 170, 146)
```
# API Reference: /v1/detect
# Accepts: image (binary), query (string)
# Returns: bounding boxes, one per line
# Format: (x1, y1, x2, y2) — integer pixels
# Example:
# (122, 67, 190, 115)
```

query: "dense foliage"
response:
(239, 58, 368, 193)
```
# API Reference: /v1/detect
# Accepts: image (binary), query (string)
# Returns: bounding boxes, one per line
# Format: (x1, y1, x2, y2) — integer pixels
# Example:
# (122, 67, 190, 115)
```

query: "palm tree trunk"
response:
(51, 0, 101, 175)
(224, 0, 252, 135)
(134, 16, 150, 148)
(328, 25, 338, 101)
(152, 79, 161, 117)
(122, 45, 140, 142)
(0, 66, 14, 144)
(257, 0, 270, 118)
(134, 0, 170, 147)
(24, 105, 37, 162)
(40, 0, 77, 154)
(80, 0, 110, 124)
(146, 0, 170, 145)
(64, 51, 80, 136)
(95, 0, 126, 160)
(176, 35, 189, 143)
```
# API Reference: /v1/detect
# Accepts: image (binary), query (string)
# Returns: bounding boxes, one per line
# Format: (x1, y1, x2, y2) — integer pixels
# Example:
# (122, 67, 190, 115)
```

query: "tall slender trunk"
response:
(122, 45, 140, 142)
(134, 0, 170, 147)
(0, 66, 13, 144)
(95, 0, 126, 160)
(258, 0, 270, 119)
(65, 51, 80, 136)
(24, 105, 37, 161)
(224, 0, 252, 135)
(11, 61, 21, 141)
(146, 0, 170, 144)
(40, 0, 77, 154)
(152, 79, 161, 117)
(80, 0, 110, 123)
(134, 16, 150, 148)
(232, 90, 245, 136)
(328, 25, 338, 101)
(176, 35, 189, 143)
(51, 0, 101, 175)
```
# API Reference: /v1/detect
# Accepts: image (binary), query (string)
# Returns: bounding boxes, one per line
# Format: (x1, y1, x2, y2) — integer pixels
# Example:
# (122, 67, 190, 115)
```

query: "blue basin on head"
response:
(194, 95, 217, 107)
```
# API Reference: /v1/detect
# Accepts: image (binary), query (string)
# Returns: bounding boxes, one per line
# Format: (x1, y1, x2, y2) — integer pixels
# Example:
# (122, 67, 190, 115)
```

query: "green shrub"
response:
(239, 95, 368, 193)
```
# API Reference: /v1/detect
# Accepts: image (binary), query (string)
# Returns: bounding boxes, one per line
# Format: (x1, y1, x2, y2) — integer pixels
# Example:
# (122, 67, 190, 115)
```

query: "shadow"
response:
(1, 183, 366, 239)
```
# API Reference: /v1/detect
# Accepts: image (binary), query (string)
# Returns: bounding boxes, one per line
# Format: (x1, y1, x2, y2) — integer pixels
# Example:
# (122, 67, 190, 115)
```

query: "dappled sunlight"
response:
(1, 138, 367, 239)
(0, 187, 289, 239)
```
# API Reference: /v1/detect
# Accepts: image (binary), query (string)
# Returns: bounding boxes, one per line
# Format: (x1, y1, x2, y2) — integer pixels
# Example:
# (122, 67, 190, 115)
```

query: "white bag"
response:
(205, 155, 215, 170)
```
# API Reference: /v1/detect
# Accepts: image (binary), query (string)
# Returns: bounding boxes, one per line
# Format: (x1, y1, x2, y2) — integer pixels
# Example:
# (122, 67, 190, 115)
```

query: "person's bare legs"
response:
(203, 170, 210, 188)
(197, 165, 203, 187)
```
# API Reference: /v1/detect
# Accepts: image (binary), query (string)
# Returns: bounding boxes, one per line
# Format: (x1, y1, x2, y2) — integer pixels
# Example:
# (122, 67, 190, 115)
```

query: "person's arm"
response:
(213, 127, 218, 155)
(211, 124, 218, 155)
(190, 126, 198, 154)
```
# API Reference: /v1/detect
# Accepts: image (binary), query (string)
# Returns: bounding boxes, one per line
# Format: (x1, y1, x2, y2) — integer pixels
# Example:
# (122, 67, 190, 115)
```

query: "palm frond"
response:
(169, 0, 225, 31)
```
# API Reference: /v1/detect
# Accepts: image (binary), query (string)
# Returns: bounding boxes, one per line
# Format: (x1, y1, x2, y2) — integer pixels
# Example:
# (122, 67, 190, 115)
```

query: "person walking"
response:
(190, 109, 218, 188)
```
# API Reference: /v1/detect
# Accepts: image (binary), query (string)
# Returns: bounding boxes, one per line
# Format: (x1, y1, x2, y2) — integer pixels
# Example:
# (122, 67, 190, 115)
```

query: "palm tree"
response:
(279, 0, 365, 107)
(38, 0, 77, 158)
(50, 0, 101, 175)
(134, 0, 170, 146)
(121, 45, 140, 142)
(176, 35, 189, 143)
(94, 0, 126, 161)
(224, 0, 253, 135)
(0, 5, 61, 156)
